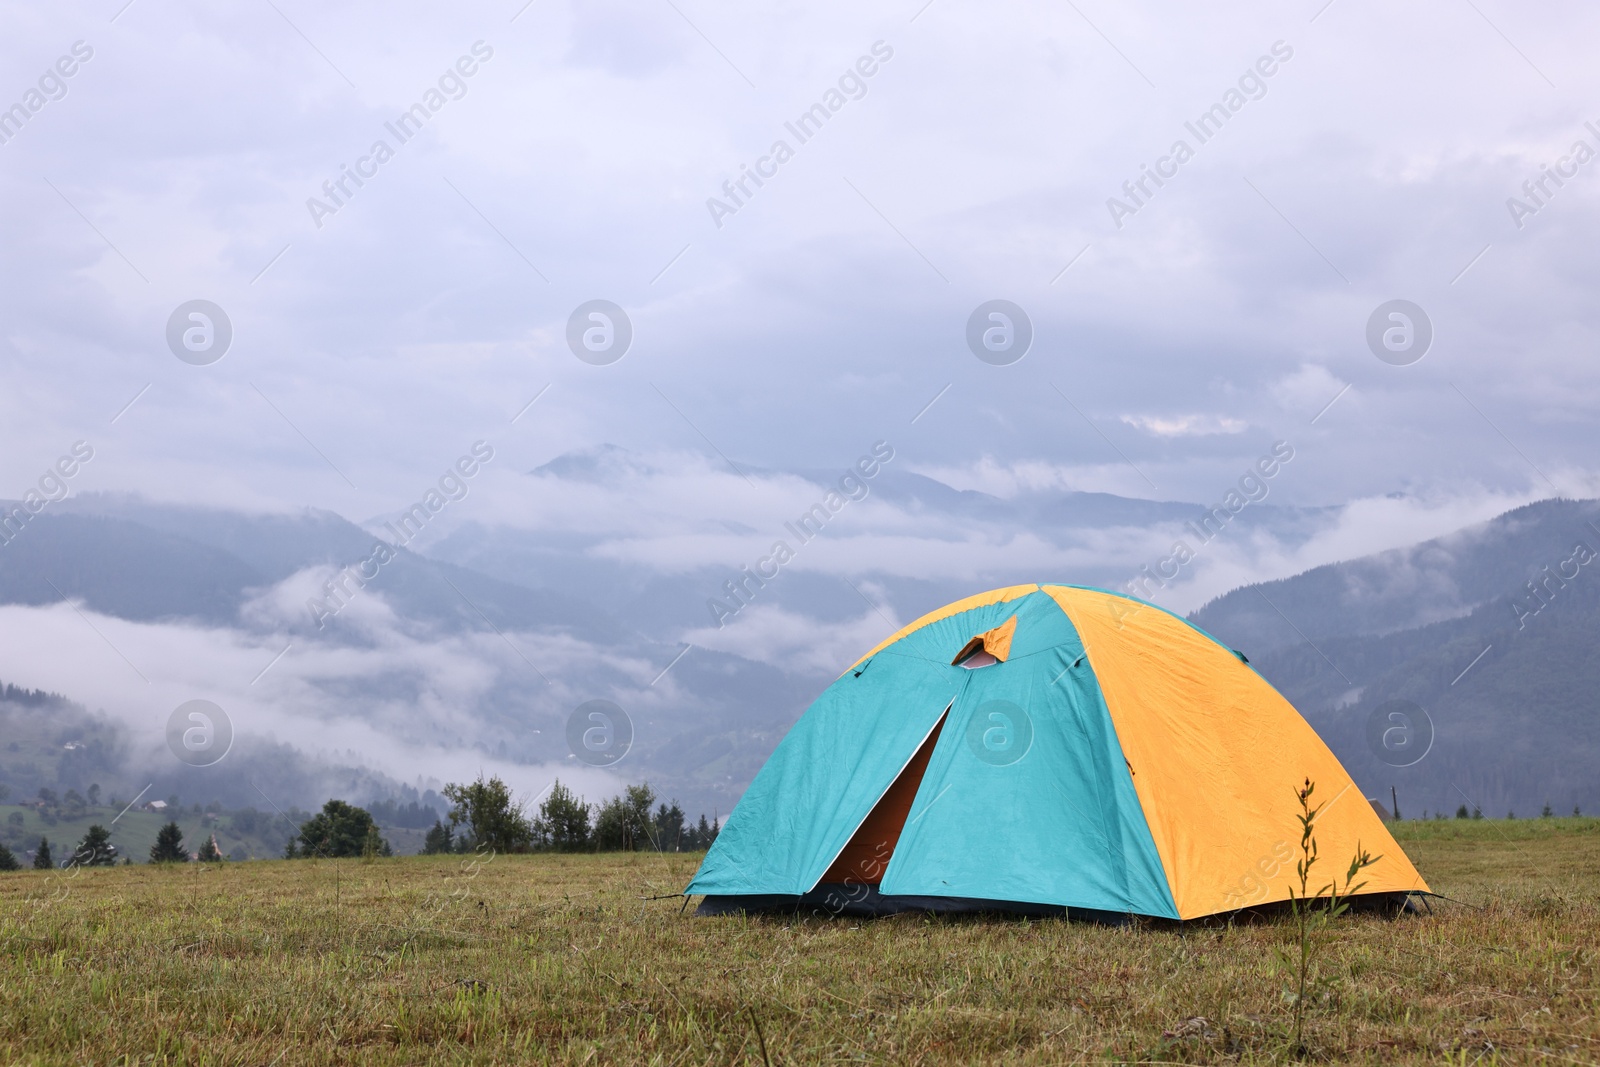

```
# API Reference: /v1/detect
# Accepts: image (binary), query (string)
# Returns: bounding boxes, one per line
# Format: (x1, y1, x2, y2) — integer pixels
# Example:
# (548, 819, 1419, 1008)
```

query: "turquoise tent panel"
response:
(879, 643, 1179, 917)
(873, 587, 1075, 667)
(684, 652, 967, 896)
(983, 588, 1085, 660)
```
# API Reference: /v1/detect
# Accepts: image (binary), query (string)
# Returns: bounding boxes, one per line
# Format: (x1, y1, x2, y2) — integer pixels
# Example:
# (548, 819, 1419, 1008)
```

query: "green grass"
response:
(1, 819, 1596, 1064)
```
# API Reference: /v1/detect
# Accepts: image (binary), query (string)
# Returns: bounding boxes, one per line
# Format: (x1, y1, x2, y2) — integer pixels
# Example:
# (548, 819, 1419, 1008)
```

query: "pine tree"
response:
(196, 835, 223, 863)
(0, 842, 20, 872)
(150, 822, 189, 864)
(652, 801, 686, 852)
(33, 837, 52, 870)
(73, 825, 117, 867)
(422, 820, 454, 855)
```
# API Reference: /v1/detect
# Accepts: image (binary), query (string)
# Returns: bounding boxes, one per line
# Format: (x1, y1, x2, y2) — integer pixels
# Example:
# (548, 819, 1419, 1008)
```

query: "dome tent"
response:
(685, 584, 1428, 920)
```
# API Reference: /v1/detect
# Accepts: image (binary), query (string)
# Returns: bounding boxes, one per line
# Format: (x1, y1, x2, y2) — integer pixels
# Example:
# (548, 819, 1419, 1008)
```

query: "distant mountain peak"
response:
(526, 444, 653, 483)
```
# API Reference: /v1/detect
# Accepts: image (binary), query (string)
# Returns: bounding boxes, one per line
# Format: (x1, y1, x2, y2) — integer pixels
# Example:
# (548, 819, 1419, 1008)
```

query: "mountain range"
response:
(1192, 497, 1600, 818)
(0, 446, 1590, 822)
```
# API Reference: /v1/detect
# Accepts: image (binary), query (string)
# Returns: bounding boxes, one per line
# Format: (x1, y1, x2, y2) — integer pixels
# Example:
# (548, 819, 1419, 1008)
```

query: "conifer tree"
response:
(150, 822, 189, 864)
(421, 820, 454, 855)
(73, 825, 117, 867)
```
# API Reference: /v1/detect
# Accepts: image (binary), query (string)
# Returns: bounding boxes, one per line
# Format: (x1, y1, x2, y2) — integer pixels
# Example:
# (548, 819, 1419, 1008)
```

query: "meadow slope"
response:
(1, 819, 1596, 1065)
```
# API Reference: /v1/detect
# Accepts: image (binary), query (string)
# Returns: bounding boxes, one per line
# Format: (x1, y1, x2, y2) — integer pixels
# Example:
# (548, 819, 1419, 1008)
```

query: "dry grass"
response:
(0, 818, 1596, 1065)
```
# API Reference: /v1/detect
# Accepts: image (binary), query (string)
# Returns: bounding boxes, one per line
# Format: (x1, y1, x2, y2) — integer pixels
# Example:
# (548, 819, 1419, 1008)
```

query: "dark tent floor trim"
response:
(694, 886, 1426, 924)
(695, 885, 1131, 923)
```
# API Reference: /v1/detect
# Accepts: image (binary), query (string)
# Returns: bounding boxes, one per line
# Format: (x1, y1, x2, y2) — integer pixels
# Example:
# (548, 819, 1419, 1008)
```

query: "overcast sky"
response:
(6, 0, 1600, 814)
(3, 0, 1597, 523)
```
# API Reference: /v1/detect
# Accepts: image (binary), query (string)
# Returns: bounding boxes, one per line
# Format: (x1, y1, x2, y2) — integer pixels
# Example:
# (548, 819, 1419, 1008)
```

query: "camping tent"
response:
(685, 583, 1428, 920)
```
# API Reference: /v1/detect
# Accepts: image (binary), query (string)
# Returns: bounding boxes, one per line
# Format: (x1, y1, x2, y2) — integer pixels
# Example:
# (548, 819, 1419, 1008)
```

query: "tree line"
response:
(284, 776, 720, 859)
(0, 823, 135, 870)
(419, 777, 719, 856)
(0, 776, 720, 868)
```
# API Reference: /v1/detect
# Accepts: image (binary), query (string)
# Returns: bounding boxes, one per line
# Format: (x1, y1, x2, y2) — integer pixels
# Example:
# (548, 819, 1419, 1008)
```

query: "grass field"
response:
(1, 818, 1596, 1065)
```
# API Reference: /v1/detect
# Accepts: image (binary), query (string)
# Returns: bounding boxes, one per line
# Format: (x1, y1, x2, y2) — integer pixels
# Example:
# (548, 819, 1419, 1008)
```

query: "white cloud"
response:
(1270, 364, 1348, 417)
(0, 596, 647, 807)
(903, 457, 1155, 500)
(1119, 413, 1249, 438)
(1139, 486, 1550, 615)
(685, 603, 894, 676)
